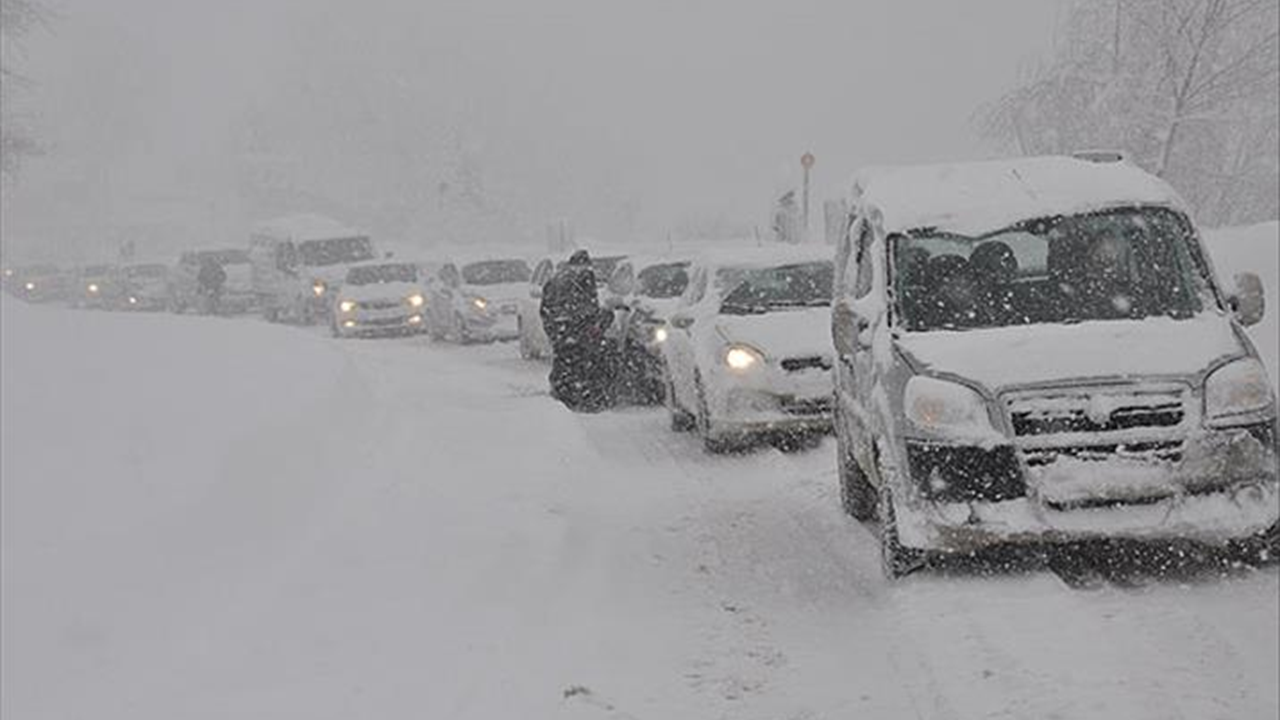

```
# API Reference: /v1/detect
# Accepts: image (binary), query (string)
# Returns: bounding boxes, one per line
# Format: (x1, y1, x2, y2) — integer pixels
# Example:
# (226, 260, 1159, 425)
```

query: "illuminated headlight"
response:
(408, 314, 423, 324)
(904, 376, 996, 434)
(2, 268, 12, 277)
(312, 280, 327, 297)
(472, 297, 488, 311)
(724, 344, 764, 371)
(652, 326, 669, 344)
(24, 281, 35, 291)
(128, 296, 138, 305)
(407, 293, 425, 308)
(87, 283, 100, 294)
(1205, 358, 1276, 427)
(339, 299, 357, 313)
(342, 319, 356, 328)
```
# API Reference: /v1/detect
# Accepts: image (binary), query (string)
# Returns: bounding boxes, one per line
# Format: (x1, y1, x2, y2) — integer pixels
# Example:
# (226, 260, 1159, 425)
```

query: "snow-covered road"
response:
(3, 301, 1277, 720)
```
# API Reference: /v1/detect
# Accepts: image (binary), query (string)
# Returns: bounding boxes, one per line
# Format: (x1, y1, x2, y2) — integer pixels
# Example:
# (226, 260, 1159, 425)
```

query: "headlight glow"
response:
(87, 283, 100, 294)
(24, 281, 35, 291)
(724, 345, 763, 371)
(342, 320, 356, 328)
(407, 293, 425, 308)
(904, 376, 996, 436)
(3, 268, 13, 277)
(1205, 358, 1275, 427)
(128, 296, 138, 305)
(339, 300, 357, 313)
(472, 297, 488, 310)
(312, 281, 327, 296)
(653, 326, 669, 344)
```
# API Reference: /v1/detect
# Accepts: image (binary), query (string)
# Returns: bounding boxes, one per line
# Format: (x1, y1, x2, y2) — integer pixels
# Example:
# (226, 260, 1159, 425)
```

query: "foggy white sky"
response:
(4, 0, 1061, 258)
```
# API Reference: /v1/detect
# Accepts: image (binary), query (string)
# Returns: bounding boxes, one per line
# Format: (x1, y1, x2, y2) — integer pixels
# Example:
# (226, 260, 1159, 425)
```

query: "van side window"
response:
(835, 215, 859, 298)
(853, 221, 875, 299)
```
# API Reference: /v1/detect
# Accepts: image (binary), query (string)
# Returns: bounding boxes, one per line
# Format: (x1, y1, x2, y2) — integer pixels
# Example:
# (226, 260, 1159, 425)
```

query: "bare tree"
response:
(1, 0, 50, 179)
(980, 0, 1280, 225)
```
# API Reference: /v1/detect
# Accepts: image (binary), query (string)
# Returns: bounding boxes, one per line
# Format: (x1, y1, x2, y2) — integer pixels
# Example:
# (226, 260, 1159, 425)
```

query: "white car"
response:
(662, 246, 835, 452)
(120, 263, 170, 311)
(424, 258, 531, 343)
(604, 258, 692, 403)
(517, 254, 628, 360)
(330, 261, 429, 338)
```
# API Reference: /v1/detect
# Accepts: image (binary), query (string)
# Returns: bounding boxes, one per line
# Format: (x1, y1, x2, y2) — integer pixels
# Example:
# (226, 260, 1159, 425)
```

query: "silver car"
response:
(831, 155, 1279, 577)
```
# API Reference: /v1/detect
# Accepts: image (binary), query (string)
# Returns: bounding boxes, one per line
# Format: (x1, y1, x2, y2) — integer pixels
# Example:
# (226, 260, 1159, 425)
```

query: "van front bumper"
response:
(894, 422, 1279, 552)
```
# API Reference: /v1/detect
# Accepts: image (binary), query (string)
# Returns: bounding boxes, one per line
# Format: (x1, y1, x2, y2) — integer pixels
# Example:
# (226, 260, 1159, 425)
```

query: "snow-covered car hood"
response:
(306, 265, 356, 285)
(340, 281, 424, 302)
(898, 313, 1244, 391)
(712, 306, 833, 360)
(462, 282, 526, 303)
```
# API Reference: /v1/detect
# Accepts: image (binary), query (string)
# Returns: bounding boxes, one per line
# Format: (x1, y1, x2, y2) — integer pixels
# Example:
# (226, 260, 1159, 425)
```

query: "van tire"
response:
(879, 487, 927, 579)
(666, 377, 696, 432)
(695, 374, 737, 454)
(836, 407, 877, 521)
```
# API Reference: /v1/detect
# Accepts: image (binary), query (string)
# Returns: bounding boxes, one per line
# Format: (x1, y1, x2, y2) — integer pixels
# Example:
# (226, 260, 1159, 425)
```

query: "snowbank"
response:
(1205, 221, 1280, 388)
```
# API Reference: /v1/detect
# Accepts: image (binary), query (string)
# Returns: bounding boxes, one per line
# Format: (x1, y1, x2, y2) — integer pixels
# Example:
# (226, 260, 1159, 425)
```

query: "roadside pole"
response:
(801, 152, 815, 241)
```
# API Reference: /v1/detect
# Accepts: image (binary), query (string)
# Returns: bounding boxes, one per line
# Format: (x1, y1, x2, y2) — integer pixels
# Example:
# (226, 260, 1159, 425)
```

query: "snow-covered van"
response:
(831, 155, 1278, 577)
(249, 214, 376, 324)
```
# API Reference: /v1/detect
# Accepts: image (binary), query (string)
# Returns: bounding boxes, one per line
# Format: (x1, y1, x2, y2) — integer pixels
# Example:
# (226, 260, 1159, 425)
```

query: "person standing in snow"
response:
(539, 250, 617, 412)
(196, 258, 227, 315)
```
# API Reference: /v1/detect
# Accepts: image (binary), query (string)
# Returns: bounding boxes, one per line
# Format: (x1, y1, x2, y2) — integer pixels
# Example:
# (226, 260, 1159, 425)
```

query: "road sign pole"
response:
(801, 152, 815, 241)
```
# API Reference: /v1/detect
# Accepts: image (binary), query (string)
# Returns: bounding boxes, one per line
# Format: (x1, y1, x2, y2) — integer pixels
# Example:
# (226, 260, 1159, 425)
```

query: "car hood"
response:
(341, 282, 424, 302)
(634, 297, 682, 319)
(306, 265, 356, 285)
(713, 306, 833, 360)
(897, 312, 1244, 391)
(462, 282, 526, 303)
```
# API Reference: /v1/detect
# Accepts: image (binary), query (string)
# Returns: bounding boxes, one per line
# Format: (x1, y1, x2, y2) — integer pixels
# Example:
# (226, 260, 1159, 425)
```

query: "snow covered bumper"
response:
(895, 421, 1279, 552)
(706, 359, 834, 437)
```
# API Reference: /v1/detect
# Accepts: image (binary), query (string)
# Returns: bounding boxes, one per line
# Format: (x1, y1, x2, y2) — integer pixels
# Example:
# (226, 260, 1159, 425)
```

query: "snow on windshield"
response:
(720, 261, 833, 313)
(895, 208, 1211, 332)
(637, 262, 689, 298)
(297, 237, 375, 267)
(462, 260, 530, 285)
(346, 263, 419, 285)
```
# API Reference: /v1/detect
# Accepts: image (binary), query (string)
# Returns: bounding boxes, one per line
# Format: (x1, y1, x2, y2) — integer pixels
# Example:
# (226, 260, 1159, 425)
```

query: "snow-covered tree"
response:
(981, 0, 1279, 225)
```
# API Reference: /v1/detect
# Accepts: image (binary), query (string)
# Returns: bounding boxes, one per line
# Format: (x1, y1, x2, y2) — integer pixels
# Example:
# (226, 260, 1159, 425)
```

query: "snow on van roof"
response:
(849, 155, 1188, 236)
(252, 214, 366, 242)
(695, 242, 833, 269)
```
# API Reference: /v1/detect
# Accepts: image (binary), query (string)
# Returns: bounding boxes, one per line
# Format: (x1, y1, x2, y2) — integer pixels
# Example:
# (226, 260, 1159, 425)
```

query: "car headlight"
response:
(24, 281, 35, 291)
(407, 293, 425, 308)
(724, 344, 764, 371)
(1205, 358, 1275, 427)
(339, 299, 357, 313)
(128, 296, 138, 305)
(472, 297, 488, 311)
(2, 268, 12, 277)
(652, 326, 669, 344)
(904, 376, 997, 435)
(87, 283, 100, 294)
(312, 280, 327, 296)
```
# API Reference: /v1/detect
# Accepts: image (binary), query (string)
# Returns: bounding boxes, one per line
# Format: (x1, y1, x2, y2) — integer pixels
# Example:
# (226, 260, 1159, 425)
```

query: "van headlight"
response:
(312, 280, 327, 297)
(472, 296, 488, 311)
(1205, 358, 1275, 427)
(724, 344, 764, 371)
(407, 293, 425, 308)
(652, 326, 669, 344)
(87, 283, 100, 294)
(904, 376, 996, 435)
(339, 299, 357, 313)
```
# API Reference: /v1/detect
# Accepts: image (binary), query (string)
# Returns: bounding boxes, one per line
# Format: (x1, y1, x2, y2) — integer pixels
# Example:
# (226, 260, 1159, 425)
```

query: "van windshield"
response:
(893, 207, 1210, 332)
(347, 263, 419, 285)
(298, 237, 375, 267)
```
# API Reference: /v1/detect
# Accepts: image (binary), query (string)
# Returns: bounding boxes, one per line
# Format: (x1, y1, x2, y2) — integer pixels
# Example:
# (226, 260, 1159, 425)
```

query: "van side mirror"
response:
(1230, 272, 1265, 327)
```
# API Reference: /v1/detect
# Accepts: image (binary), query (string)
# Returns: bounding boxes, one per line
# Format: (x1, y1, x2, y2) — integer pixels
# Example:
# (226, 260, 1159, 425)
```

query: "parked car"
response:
(4, 264, 70, 303)
(169, 249, 255, 314)
(120, 263, 170, 311)
(74, 264, 125, 309)
(662, 246, 835, 453)
(605, 258, 691, 404)
(331, 261, 429, 338)
(249, 214, 377, 324)
(516, 253, 626, 359)
(424, 258, 531, 343)
(831, 154, 1279, 577)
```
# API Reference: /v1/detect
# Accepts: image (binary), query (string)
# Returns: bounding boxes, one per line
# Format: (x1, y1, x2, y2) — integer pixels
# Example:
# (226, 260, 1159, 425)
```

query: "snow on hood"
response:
(713, 306, 832, 360)
(463, 281, 526, 302)
(898, 313, 1243, 391)
(340, 281, 424, 302)
(307, 265, 355, 284)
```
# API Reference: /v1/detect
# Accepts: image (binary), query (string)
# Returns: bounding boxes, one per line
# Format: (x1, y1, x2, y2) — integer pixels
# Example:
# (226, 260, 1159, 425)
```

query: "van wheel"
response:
(666, 377, 696, 432)
(836, 411, 877, 521)
(879, 487, 927, 579)
(695, 374, 736, 454)
(1229, 522, 1279, 566)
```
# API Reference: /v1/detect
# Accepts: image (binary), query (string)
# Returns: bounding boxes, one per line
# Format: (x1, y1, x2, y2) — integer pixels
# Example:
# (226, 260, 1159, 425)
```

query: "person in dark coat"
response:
(196, 259, 227, 315)
(540, 250, 616, 412)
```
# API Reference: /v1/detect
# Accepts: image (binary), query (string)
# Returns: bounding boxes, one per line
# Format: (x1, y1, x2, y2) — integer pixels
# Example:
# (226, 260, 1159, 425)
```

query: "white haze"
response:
(2, 0, 1058, 260)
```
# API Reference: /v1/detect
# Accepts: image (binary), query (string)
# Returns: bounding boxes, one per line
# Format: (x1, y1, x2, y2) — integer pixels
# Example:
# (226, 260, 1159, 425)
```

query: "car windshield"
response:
(637, 262, 690, 298)
(298, 237, 375, 267)
(127, 264, 167, 278)
(462, 260, 531, 285)
(719, 261, 834, 313)
(197, 250, 249, 265)
(346, 263, 419, 285)
(893, 207, 1211, 332)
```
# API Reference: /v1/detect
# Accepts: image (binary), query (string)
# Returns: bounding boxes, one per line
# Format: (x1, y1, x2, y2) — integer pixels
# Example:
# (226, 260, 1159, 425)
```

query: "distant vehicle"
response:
(4, 264, 70, 304)
(249, 214, 376, 324)
(169, 249, 255, 314)
(119, 263, 170, 311)
(662, 246, 835, 453)
(604, 258, 691, 404)
(517, 253, 626, 360)
(424, 258, 531, 343)
(74, 264, 125, 309)
(831, 155, 1279, 577)
(331, 261, 429, 338)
